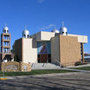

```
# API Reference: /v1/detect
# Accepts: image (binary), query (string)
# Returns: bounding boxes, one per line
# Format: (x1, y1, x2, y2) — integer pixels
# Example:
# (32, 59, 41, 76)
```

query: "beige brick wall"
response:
(14, 38, 23, 61)
(19, 62, 31, 72)
(51, 36, 60, 65)
(14, 38, 37, 63)
(1, 61, 31, 72)
(32, 31, 55, 41)
(22, 38, 37, 63)
(41, 31, 55, 41)
(59, 35, 81, 66)
(68, 34, 88, 43)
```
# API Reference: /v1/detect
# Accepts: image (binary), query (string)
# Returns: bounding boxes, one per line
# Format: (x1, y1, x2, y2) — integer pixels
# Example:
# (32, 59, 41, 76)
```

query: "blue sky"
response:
(0, 0, 90, 53)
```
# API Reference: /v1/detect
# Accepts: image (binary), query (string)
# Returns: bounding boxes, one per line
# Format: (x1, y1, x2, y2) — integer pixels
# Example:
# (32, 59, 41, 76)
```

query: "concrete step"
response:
(31, 63, 61, 70)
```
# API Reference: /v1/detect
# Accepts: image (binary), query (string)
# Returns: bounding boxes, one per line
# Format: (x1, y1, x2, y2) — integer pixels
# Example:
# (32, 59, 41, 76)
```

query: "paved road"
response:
(0, 72, 90, 90)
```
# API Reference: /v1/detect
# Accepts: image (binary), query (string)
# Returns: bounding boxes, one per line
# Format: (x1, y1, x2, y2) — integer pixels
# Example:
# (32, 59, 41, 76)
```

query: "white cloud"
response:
(37, 0, 45, 4)
(40, 24, 56, 30)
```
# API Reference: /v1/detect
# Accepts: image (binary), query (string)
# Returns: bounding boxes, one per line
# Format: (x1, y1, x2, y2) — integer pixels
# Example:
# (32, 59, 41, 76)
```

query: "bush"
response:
(75, 61, 82, 66)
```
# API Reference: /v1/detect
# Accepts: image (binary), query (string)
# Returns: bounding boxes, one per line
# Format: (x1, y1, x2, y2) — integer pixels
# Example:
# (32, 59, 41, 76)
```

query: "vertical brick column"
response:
(81, 43, 84, 63)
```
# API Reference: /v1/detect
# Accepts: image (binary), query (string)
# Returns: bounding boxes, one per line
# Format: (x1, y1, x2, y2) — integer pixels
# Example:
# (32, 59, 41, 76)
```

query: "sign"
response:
(4, 65, 18, 71)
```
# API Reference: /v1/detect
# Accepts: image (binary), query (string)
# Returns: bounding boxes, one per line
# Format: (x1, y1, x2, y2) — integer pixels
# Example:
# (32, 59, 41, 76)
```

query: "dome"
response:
(60, 27, 67, 33)
(4, 26, 9, 30)
(3, 26, 9, 33)
(60, 26, 67, 35)
(51, 29, 59, 33)
(22, 29, 30, 38)
(23, 29, 29, 35)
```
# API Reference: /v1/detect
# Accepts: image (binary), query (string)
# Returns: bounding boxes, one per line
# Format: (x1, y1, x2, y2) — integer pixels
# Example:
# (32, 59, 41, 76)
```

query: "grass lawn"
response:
(0, 69, 75, 76)
(72, 66, 90, 71)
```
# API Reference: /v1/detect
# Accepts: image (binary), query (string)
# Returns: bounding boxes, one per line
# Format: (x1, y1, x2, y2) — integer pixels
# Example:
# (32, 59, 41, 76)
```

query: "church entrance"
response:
(37, 41, 51, 63)
(38, 54, 51, 63)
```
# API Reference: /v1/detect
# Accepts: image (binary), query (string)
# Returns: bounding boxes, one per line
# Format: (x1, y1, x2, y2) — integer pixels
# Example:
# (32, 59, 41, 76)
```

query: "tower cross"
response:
(61, 21, 64, 27)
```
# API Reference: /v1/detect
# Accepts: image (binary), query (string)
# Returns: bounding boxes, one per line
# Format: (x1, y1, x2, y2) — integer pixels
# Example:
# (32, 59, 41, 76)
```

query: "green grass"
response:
(72, 66, 90, 71)
(0, 69, 75, 76)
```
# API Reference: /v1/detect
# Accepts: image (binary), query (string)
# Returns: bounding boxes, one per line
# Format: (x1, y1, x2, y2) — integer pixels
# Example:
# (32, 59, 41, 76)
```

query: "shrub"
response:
(75, 61, 82, 66)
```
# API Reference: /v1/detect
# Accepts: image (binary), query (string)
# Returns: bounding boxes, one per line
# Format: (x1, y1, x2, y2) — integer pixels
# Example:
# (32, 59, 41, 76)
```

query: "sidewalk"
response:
(66, 63, 90, 68)
(61, 68, 90, 73)
(6, 72, 79, 79)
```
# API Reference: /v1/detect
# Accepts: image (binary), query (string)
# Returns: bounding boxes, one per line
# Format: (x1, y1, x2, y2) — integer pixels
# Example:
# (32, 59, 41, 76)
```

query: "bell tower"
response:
(1, 26, 11, 62)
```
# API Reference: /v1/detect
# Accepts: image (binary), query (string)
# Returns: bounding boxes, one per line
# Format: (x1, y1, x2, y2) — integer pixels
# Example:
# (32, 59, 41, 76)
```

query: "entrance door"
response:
(40, 54, 48, 63)
(38, 54, 51, 63)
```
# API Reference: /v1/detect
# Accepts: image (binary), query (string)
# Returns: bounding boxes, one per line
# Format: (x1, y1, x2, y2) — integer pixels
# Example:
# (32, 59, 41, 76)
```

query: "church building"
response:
(13, 24, 88, 67)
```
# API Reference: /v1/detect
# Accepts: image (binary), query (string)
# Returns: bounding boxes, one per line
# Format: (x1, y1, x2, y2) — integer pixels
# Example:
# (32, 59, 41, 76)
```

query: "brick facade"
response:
(59, 35, 81, 66)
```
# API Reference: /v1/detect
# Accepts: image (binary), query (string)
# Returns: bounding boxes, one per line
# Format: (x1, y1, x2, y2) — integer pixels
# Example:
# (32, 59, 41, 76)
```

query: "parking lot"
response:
(0, 72, 90, 90)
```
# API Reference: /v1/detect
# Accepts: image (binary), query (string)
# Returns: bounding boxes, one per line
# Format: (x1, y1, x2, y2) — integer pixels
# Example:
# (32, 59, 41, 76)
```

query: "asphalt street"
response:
(0, 72, 90, 90)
